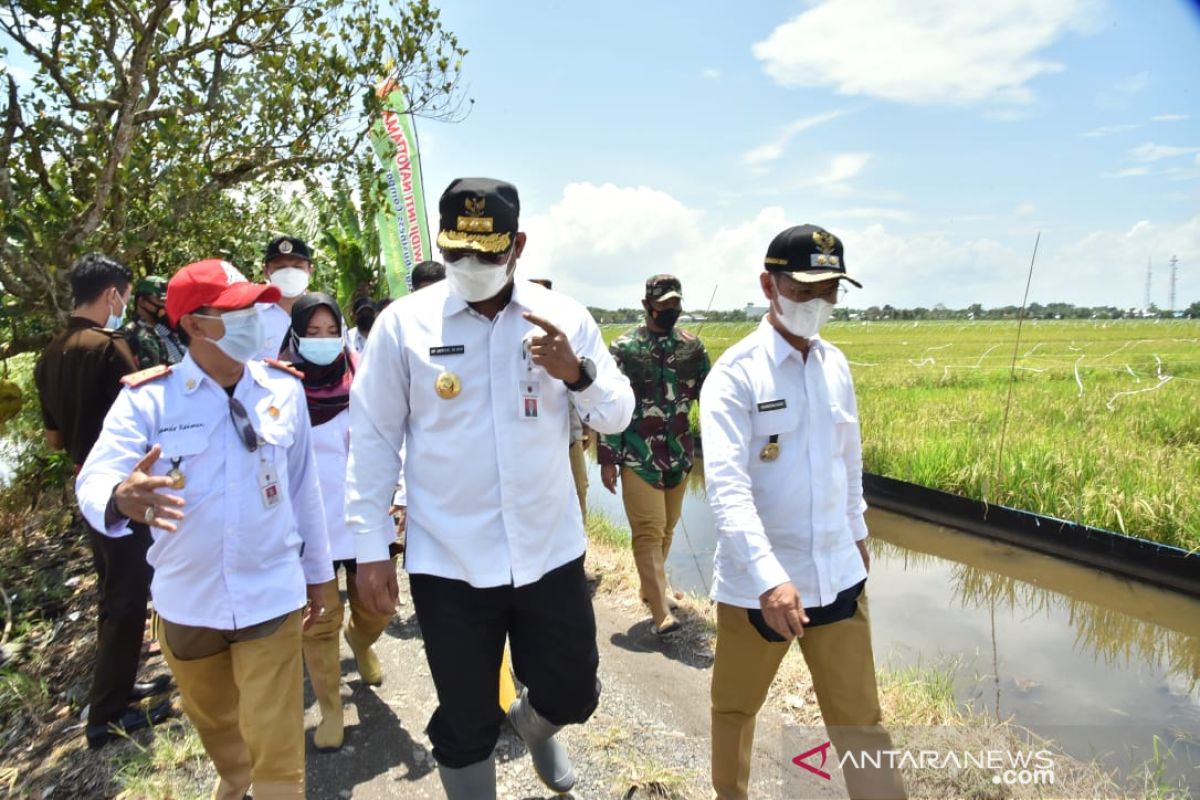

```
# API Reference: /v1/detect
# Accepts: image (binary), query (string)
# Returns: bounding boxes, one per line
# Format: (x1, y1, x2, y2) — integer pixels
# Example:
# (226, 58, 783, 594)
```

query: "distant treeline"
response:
(588, 301, 1200, 324)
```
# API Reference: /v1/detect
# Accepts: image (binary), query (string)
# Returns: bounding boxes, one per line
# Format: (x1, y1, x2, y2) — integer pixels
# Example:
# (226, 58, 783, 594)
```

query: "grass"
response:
(603, 319, 1200, 551)
(109, 721, 211, 800)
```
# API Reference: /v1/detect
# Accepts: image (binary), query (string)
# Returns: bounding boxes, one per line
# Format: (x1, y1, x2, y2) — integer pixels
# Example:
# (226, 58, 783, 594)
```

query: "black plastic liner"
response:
(863, 473, 1200, 598)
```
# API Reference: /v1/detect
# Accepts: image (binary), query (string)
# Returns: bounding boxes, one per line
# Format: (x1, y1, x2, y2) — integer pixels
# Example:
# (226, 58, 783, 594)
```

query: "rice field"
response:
(602, 318, 1200, 551)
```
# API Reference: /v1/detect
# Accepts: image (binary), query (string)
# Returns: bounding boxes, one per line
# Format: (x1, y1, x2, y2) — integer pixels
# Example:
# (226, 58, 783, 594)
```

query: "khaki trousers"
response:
(711, 595, 905, 800)
(302, 569, 393, 678)
(568, 440, 589, 522)
(620, 467, 686, 625)
(160, 610, 306, 800)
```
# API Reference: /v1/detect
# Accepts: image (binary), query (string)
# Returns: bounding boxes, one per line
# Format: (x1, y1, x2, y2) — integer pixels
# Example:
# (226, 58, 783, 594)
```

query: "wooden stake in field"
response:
(991, 232, 1041, 513)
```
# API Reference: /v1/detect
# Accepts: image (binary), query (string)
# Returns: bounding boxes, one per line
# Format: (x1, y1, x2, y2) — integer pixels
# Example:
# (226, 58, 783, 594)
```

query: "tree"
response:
(0, 0, 466, 356)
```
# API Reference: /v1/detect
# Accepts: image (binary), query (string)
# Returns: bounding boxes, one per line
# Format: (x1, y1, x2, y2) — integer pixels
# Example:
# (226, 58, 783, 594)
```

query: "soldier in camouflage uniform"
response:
(122, 276, 185, 368)
(599, 274, 710, 635)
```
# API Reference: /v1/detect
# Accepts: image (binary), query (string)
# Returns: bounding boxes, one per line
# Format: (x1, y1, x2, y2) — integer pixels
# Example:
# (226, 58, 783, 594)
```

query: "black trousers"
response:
(409, 554, 601, 768)
(87, 522, 153, 726)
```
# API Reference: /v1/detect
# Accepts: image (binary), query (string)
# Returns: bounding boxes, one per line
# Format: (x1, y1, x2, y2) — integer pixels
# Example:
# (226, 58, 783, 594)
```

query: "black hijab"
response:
(281, 292, 354, 425)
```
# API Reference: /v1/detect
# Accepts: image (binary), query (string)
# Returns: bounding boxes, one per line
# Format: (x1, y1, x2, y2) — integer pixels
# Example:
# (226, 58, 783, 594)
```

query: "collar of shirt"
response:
(756, 316, 828, 367)
(174, 353, 273, 398)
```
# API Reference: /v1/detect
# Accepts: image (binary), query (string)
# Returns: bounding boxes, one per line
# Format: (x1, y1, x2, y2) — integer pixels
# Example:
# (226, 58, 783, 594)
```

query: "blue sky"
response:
(415, 0, 1200, 311)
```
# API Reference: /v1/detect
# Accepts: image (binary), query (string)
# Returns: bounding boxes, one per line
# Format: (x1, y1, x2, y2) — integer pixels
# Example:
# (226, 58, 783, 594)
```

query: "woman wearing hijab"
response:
(282, 293, 392, 752)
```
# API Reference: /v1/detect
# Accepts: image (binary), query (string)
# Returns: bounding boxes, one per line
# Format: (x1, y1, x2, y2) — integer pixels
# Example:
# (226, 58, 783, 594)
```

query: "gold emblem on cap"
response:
(435, 371, 462, 399)
(760, 442, 780, 462)
(812, 229, 837, 254)
(279, 240, 293, 254)
(465, 197, 486, 216)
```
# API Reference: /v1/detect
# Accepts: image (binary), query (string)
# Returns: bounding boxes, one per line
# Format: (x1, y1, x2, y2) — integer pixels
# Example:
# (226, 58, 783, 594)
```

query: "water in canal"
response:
(583, 457, 1200, 790)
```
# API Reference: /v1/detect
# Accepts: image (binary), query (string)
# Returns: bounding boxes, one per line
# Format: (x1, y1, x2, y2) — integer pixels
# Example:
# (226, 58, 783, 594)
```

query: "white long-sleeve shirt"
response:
(346, 279, 634, 587)
(700, 318, 868, 610)
(312, 408, 354, 561)
(256, 301, 292, 361)
(76, 354, 334, 629)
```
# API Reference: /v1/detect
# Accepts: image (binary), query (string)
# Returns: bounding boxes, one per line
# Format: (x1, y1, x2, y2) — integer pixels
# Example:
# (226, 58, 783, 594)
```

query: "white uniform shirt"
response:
(700, 318, 868, 610)
(345, 326, 368, 355)
(312, 408, 354, 561)
(76, 354, 335, 629)
(257, 301, 292, 361)
(346, 279, 634, 588)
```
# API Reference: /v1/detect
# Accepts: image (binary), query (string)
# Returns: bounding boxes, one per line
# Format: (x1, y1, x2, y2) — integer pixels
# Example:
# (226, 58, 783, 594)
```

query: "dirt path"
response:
(303, 568, 844, 800)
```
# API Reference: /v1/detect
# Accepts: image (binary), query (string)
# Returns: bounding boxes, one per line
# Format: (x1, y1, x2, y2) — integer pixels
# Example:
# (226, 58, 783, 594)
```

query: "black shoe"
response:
(85, 702, 172, 750)
(129, 674, 172, 701)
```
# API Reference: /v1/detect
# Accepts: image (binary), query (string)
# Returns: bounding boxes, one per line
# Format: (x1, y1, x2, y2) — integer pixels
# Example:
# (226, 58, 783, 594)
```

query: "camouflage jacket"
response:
(598, 324, 710, 489)
(121, 317, 185, 369)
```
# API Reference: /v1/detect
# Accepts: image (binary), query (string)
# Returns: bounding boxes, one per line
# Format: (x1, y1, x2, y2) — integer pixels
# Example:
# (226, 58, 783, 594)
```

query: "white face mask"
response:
(269, 267, 311, 298)
(194, 307, 265, 363)
(773, 293, 834, 339)
(296, 336, 343, 366)
(445, 254, 514, 303)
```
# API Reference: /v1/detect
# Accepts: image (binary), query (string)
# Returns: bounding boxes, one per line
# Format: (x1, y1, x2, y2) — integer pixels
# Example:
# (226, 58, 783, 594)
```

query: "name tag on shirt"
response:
(757, 399, 787, 412)
(429, 345, 465, 356)
(519, 379, 541, 419)
(259, 462, 281, 509)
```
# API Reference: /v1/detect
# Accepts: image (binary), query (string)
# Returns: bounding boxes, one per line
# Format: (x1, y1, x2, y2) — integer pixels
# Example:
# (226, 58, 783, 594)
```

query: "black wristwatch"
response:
(564, 357, 597, 392)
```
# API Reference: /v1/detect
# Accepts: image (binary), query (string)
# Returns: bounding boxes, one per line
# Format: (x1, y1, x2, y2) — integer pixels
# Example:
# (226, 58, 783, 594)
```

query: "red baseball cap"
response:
(167, 259, 281, 326)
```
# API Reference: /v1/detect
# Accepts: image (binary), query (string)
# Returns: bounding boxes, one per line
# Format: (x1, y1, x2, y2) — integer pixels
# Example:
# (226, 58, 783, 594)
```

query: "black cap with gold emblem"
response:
(764, 224, 861, 287)
(265, 235, 313, 264)
(436, 178, 520, 254)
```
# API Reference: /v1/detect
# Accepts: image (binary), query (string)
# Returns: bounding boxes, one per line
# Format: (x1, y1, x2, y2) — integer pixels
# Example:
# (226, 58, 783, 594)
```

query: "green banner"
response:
(369, 79, 432, 298)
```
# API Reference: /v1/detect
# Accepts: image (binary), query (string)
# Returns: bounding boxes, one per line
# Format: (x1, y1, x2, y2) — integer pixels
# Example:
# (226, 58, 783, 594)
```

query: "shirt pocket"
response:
(154, 432, 214, 502)
(258, 421, 296, 493)
(749, 402, 801, 467)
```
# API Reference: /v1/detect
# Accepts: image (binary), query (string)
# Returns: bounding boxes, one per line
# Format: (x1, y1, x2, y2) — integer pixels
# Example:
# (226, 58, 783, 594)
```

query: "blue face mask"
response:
(297, 336, 344, 366)
(105, 290, 127, 330)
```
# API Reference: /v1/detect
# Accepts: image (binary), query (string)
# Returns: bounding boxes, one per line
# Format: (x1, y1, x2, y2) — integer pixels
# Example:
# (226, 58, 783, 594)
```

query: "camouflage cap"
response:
(645, 274, 682, 302)
(134, 275, 168, 297)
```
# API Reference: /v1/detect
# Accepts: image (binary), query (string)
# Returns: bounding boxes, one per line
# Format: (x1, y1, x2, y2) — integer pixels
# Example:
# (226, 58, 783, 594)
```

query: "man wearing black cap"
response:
(346, 178, 633, 799)
(347, 297, 376, 354)
(599, 274, 710, 636)
(700, 225, 904, 799)
(122, 275, 186, 368)
(258, 235, 314, 359)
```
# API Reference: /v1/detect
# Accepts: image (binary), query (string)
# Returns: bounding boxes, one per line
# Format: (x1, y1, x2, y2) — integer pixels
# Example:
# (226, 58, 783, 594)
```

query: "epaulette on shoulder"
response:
(120, 365, 171, 388)
(677, 328, 699, 341)
(264, 358, 304, 379)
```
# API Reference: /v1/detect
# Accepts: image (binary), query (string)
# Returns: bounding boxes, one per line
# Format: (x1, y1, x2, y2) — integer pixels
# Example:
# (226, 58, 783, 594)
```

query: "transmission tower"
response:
(1168, 254, 1179, 314)
(1144, 258, 1152, 310)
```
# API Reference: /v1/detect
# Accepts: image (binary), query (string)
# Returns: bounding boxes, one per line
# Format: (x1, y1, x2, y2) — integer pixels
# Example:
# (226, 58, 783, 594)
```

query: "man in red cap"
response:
(76, 259, 334, 800)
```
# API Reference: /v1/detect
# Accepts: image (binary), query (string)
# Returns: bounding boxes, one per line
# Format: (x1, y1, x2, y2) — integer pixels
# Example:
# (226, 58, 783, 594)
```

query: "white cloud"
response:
(820, 207, 914, 222)
(516, 183, 1199, 312)
(1103, 167, 1150, 178)
(807, 153, 872, 189)
(1131, 142, 1200, 162)
(741, 110, 848, 171)
(1013, 202, 1037, 217)
(701, 68, 722, 80)
(0, 59, 33, 84)
(751, 0, 1094, 106)
(1152, 114, 1189, 122)
(1113, 71, 1150, 95)
(517, 182, 785, 309)
(1081, 123, 1139, 138)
